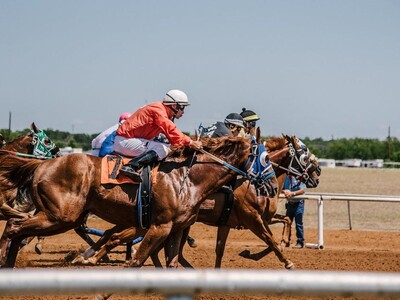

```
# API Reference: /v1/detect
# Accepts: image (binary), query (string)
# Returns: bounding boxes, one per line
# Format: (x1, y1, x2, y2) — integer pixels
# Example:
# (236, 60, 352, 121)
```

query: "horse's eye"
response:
(299, 154, 309, 166)
(43, 138, 52, 147)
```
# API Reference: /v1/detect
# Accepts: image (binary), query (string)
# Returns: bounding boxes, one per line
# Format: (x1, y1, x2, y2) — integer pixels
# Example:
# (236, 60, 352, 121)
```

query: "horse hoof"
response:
(35, 244, 42, 255)
(86, 257, 98, 266)
(95, 293, 111, 300)
(285, 262, 295, 270)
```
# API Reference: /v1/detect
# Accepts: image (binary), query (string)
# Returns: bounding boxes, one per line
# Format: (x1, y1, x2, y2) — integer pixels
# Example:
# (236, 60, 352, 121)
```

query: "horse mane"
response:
(0, 133, 5, 148)
(167, 135, 250, 162)
(0, 150, 42, 191)
(1, 133, 33, 152)
(265, 136, 287, 152)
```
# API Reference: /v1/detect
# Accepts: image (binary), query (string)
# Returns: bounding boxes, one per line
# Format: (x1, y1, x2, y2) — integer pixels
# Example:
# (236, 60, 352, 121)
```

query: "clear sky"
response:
(1, 1, 399, 140)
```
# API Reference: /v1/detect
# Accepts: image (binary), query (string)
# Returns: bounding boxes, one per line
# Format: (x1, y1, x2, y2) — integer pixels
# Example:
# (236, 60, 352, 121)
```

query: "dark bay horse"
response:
(0, 136, 260, 268)
(74, 134, 320, 269)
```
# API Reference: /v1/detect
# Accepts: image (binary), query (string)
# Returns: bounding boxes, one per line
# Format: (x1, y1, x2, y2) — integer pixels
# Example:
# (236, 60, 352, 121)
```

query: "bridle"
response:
(269, 140, 318, 187)
(6, 130, 60, 160)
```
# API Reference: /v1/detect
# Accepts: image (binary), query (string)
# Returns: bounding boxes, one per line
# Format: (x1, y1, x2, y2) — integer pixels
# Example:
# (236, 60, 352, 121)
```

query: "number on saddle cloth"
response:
(249, 138, 274, 179)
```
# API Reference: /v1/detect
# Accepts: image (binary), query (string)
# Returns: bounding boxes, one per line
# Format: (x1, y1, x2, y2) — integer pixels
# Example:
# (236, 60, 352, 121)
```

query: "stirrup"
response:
(119, 166, 142, 182)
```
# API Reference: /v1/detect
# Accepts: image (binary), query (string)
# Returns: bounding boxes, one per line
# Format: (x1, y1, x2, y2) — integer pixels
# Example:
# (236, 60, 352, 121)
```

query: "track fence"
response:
(279, 192, 400, 249)
(0, 269, 399, 299)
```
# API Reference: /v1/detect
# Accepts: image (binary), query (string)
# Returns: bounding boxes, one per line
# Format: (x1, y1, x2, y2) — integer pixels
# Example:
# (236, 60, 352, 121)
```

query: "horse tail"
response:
(0, 150, 42, 191)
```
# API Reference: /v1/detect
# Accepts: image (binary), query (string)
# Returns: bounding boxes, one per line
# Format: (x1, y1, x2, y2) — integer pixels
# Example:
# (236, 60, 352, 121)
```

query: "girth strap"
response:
(138, 165, 152, 229)
(216, 185, 235, 226)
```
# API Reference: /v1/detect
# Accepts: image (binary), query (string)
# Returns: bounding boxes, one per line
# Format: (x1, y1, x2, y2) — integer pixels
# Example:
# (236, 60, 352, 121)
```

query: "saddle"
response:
(101, 155, 156, 229)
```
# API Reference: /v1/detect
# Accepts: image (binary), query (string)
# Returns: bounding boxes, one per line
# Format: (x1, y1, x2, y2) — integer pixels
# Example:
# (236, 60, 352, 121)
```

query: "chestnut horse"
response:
(73, 134, 320, 269)
(0, 123, 61, 260)
(0, 122, 60, 220)
(0, 136, 262, 268)
(190, 134, 320, 268)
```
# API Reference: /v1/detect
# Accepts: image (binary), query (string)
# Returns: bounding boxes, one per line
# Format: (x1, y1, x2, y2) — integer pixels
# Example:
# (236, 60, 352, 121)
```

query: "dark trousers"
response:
(286, 200, 305, 245)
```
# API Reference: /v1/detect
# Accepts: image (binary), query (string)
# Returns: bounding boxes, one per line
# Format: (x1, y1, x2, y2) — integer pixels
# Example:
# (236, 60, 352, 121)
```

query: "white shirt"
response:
(91, 124, 119, 156)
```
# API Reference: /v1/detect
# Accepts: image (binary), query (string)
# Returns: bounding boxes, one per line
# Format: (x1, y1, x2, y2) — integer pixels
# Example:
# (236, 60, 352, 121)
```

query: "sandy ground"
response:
(1, 167, 400, 300)
(1, 218, 399, 300)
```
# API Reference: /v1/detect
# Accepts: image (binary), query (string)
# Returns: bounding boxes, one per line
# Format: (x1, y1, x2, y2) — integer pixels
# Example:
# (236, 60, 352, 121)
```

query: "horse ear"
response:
(256, 127, 261, 144)
(30, 122, 40, 133)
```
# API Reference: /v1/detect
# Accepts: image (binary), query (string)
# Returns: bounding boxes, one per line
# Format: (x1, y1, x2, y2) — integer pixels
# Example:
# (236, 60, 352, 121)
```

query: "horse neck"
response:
(3, 135, 32, 154)
(184, 140, 250, 204)
(276, 172, 288, 195)
(268, 145, 290, 177)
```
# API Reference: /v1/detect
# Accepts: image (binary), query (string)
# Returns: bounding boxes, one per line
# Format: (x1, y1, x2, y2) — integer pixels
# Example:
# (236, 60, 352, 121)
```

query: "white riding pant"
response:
(114, 135, 171, 159)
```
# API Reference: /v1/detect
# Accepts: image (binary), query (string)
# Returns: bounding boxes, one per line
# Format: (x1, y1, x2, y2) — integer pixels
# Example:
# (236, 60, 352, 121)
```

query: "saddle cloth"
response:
(101, 155, 137, 185)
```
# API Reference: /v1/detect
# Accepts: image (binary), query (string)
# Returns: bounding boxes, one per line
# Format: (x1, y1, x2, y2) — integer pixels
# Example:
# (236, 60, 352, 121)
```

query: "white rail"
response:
(279, 193, 400, 249)
(0, 269, 399, 298)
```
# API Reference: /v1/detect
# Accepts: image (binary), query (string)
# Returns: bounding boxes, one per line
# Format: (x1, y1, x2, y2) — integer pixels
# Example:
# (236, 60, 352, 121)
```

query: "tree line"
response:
(1, 127, 399, 162)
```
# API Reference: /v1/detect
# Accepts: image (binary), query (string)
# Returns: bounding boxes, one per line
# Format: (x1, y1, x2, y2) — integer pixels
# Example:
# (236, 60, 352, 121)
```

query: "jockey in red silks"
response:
(114, 89, 203, 182)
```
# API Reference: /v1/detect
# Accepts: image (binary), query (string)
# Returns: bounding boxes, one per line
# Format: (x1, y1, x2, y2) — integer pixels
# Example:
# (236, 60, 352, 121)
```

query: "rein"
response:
(198, 148, 254, 180)
(0, 150, 52, 160)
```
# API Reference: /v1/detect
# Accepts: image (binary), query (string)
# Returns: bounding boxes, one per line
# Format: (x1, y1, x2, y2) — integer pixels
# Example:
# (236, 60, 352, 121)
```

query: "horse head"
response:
(245, 127, 278, 197)
(2, 123, 61, 158)
(29, 123, 61, 158)
(291, 135, 320, 188)
(266, 134, 320, 188)
(283, 134, 320, 188)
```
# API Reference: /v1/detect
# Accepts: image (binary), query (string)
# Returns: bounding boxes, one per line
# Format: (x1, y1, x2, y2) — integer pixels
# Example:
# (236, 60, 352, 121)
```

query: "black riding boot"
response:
(119, 150, 158, 182)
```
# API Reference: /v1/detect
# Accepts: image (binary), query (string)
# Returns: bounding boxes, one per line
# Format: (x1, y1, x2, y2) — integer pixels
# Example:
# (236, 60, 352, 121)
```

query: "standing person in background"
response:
(283, 175, 307, 249)
(115, 89, 202, 182)
(240, 107, 260, 136)
(91, 112, 131, 156)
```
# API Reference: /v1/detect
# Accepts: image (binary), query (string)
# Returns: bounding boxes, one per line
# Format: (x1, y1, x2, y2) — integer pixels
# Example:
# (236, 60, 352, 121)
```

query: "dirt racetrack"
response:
(1, 167, 400, 300)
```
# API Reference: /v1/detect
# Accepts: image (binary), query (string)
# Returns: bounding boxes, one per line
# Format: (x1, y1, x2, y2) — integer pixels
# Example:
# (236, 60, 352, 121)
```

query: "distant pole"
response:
(8, 111, 12, 141)
(388, 126, 391, 160)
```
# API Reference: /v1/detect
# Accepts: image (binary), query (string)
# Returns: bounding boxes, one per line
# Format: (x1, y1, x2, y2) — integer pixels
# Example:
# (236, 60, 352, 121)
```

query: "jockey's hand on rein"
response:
(189, 140, 203, 151)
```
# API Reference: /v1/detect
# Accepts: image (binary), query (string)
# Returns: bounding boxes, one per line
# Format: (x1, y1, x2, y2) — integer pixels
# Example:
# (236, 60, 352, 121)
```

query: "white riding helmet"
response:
(163, 90, 190, 106)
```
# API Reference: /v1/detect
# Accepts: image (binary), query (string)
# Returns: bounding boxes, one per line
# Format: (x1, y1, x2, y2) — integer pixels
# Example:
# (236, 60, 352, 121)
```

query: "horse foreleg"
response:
(0, 222, 13, 266)
(88, 226, 146, 265)
(72, 225, 126, 265)
(177, 226, 194, 269)
(278, 216, 292, 250)
(0, 216, 31, 266)
(0, 203, 30, 220)
(248, 219, 294, 270)
(215, 225, 230, 268)
(129, 223, 172, 268)
(3, 236, 24, 268)
(163, 230, 183, 269)
(75, 224, 96, 246)
(150, 243, 164, 268)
